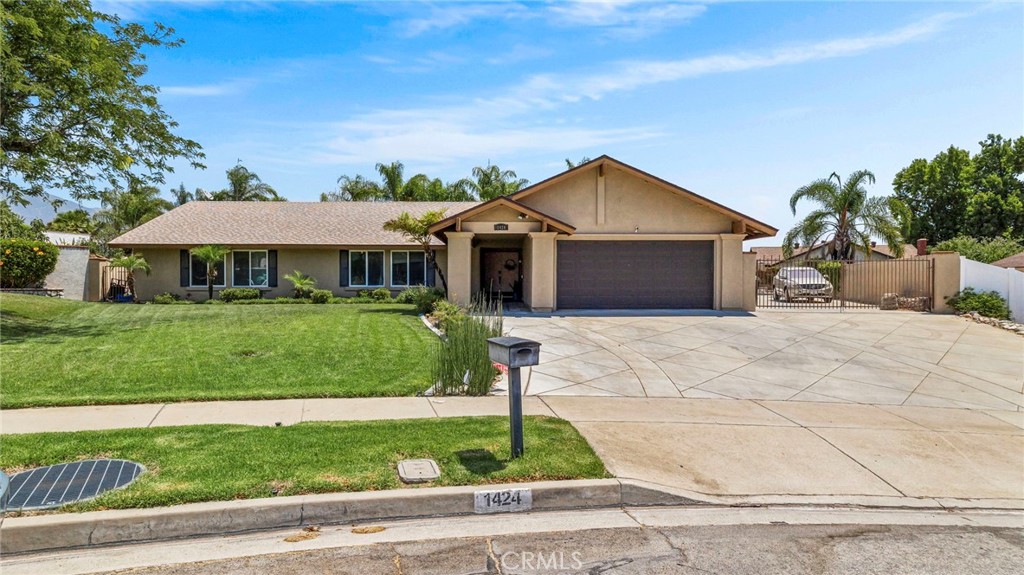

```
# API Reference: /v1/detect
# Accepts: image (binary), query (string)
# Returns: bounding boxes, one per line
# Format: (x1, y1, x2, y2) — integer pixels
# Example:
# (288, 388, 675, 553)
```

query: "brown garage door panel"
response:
(557, 241, 714, 309)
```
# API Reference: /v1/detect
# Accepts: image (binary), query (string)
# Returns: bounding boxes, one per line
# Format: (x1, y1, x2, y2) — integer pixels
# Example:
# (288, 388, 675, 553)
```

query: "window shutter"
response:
(267, 250, 278, 287)
(425, 253, 436, 287)
(180, 250, 190, 287)
(339, 250, 349, 286)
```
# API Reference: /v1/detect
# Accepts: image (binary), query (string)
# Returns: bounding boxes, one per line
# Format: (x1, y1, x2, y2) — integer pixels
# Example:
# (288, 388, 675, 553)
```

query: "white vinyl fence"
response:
(960, 256, 1024, 321)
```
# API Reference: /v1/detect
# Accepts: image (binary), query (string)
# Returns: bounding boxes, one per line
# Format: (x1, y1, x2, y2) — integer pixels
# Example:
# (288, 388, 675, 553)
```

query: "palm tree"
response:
(283, 270, 316, 298)
(785, 170, 909, 260)
(383, 210, 449, 295)
(468, 163, 529, 200)
(374, 161, 427, 201)
(110, 253, 152, 301)
(46, 209, 95, 234)
(321, 175, 384, 202)
(212, 164, 283, 201)
(190, 244, 230, 300)
(96, 184, 172, 232)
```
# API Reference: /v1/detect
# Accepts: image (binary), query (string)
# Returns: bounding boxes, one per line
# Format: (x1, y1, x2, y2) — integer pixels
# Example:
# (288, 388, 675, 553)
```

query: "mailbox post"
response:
(487, 336, 541, 459)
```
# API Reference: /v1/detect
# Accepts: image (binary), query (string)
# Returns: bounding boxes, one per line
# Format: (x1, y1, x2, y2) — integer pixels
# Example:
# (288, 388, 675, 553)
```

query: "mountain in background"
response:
(5, 193, 98, 224)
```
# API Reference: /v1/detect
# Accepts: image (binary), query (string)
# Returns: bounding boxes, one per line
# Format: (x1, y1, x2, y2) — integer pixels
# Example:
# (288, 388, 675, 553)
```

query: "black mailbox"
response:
(488, 336, 541, 369)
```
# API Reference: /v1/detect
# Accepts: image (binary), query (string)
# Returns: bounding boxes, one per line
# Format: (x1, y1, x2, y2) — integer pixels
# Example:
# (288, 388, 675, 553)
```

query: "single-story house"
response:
(751, 243, 919, 262)
(111, 156, 777, 311)
(991, 251, 1024, 272)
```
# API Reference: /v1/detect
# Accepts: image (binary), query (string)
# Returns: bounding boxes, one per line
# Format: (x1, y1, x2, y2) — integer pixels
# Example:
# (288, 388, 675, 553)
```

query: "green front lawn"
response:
(0, 295, 437, 408)
(0, 417, 608, 512)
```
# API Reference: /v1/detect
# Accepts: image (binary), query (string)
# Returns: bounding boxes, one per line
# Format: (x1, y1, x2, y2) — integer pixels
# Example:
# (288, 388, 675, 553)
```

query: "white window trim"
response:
(232, 250, 270, 288)
(189, 255, 227, 288)
(350, 250, 385, 287)
(390, 251, 426, 288)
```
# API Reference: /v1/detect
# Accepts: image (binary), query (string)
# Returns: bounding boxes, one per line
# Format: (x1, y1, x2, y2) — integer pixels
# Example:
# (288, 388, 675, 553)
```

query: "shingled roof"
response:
(109, 201, 480, 247)
(991, 251, 1024, 269)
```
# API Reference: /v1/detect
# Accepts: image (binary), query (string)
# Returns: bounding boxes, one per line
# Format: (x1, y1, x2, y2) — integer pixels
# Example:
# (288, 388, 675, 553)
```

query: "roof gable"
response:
(427, 197, 575, 237)
(510, 156, 777, 240)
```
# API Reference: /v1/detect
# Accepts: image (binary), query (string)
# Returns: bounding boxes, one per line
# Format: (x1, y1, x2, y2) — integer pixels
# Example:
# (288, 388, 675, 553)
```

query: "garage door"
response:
(557, 241, 714, 309)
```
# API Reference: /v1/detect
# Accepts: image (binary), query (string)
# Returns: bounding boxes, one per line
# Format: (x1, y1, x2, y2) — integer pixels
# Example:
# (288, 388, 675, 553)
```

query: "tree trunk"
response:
(207, 266, 214, 301)
(127, 272, 137, 302)
(426, 248, 449, 296)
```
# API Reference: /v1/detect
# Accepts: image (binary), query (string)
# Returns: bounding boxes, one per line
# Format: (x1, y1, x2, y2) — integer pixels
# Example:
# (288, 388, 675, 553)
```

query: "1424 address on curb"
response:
(474, 488, 532, 514)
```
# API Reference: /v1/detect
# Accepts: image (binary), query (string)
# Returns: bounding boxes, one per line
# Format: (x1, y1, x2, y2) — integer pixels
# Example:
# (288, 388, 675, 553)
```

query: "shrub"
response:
(812, 260, 842, 291)
(358, 287, 393, 302)
(283, 270, 316, 298)
(310, 289, 333, 304)
(432, 299, 504, 396)
(397, 285, 445, 314)
(934, 236, 1024, 264)
(0, 238, 59, 288)
(153, 292, 181, 304)
(219, 288, 262, 302)
(431, 299, 466, 333)
(946, 287, 1011, 320)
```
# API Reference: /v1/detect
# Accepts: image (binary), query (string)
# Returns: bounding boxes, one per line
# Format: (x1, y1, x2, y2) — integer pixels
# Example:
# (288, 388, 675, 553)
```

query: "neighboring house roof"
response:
(751, 244, 917, 260)
(109, 201, 480, 248)
(507, 155, 778, 240)
(991, 251, 1024, 269)
(428, 196, 576, 237)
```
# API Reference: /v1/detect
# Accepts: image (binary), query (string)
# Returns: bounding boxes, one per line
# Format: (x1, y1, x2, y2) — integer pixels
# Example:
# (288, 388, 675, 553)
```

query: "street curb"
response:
(0, 478, 705, 555)
(3, 478, 1019, 556)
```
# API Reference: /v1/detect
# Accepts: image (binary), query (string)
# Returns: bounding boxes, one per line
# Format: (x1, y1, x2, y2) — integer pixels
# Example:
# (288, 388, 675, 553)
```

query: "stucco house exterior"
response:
(111, 156, 777, 311)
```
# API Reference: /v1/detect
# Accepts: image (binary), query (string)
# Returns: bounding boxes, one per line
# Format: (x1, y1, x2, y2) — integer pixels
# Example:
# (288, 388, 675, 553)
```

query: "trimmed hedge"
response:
(0, 238, 59, 288)
(219, 288, 262, 302)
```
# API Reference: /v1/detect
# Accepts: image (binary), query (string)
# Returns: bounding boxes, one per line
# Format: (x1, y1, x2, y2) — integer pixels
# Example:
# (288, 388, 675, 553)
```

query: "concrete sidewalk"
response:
(2, 396, 1022, 506)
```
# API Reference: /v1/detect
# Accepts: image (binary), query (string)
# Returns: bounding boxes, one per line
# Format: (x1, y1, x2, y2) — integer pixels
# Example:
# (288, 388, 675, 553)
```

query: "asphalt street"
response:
(10, 507, 1022, 575)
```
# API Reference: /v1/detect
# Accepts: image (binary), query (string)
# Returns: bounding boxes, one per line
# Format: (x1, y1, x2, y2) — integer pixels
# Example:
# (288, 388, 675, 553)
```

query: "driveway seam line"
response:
(755, 402, 908, 497)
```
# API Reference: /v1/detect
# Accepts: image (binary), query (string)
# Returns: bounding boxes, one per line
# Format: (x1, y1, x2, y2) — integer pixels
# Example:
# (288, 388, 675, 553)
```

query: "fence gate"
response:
(105, 265, 131, 301)
(755, 257, 934, 311)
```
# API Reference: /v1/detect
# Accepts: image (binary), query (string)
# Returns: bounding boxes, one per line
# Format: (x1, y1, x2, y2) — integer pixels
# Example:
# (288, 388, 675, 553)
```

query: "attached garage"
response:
(556, 240, 714, 309)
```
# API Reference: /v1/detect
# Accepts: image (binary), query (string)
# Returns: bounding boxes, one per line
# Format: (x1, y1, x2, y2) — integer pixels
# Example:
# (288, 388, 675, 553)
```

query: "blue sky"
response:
(95, 1, 1022, 246)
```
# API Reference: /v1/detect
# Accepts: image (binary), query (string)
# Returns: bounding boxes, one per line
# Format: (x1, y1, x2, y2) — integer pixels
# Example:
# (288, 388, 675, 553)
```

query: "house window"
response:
(190, 254, 226, 287)
(233, 250, 269, 287)
(350, 251, 384, 287)
(391, 251, 426, 287)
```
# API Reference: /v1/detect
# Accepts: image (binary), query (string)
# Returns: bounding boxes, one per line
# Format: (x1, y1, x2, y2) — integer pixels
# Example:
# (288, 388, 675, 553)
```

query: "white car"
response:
(773, 267, 834, 303)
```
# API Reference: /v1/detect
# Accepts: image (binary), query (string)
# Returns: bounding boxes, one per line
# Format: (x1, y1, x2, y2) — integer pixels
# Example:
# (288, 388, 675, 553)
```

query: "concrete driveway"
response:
(503, 311, 1023, 414)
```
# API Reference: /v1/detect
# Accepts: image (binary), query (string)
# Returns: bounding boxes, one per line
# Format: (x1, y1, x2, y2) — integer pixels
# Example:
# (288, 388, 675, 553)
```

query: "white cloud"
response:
(308, 11, 964, 165)
(390, 1, 706, 39)
(547, 1, 707, 38)
(485, 44, 554, 65)
(161, 80, 248, 97)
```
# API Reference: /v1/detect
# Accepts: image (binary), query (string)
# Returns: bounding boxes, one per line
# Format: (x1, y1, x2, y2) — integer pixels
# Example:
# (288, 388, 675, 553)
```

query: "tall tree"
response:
(965, 134, 1024, 238)
(0, 0, 204, 205)
(190, 244, 229, 301)
(46, 209, 95, 234)
(565, 157, 592, 169)
(383, 210, 450, 295)
(321, 175, 384, 202)
(93, 184, 171, 255)
(785, 170, 908, 259)
(211, 164, 283, 201)
(892, 147, 972, 244)
(0, 202, 44, 240)
(469, 164, 529, 200)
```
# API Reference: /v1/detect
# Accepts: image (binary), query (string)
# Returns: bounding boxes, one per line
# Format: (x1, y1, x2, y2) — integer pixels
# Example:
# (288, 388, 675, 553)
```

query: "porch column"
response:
(444, 231, 474, 306)
(527, 232, 558, 312)
(719, 233, 746, 310)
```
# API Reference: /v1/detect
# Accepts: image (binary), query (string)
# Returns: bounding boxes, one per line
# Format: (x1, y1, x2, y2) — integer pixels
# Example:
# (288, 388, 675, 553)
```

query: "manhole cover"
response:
(4, 459, 145, 512)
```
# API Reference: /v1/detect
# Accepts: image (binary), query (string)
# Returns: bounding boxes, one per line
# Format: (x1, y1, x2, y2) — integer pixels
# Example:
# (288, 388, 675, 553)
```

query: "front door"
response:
(480, 249, 521, 302)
